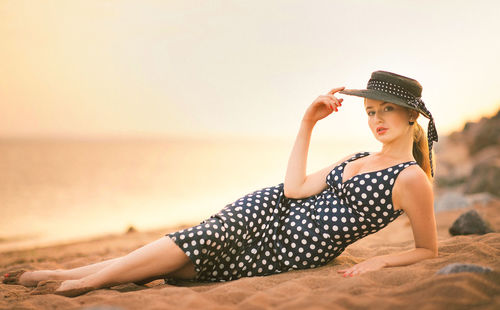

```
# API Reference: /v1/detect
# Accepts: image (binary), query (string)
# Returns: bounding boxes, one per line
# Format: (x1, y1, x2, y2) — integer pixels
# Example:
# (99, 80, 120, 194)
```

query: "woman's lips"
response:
(377, 127, 388, 134)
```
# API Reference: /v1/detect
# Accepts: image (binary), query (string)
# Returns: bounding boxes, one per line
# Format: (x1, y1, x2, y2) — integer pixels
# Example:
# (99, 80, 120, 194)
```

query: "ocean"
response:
(0, 136, 366, 253)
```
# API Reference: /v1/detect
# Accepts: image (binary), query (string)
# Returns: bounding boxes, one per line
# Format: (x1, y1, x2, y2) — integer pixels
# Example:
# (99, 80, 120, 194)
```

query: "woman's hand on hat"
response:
(303, 86, 345, 123)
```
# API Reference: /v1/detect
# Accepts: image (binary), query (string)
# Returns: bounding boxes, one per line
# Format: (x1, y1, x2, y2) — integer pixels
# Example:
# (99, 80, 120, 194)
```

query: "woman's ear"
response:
(408, 110, 419, 121)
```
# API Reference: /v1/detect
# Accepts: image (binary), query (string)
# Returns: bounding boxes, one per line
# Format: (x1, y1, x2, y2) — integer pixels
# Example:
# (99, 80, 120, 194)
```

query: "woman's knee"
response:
(166, 260, 197, 280)
(162, 236, 193, 264)
(161, 237, 198, 280)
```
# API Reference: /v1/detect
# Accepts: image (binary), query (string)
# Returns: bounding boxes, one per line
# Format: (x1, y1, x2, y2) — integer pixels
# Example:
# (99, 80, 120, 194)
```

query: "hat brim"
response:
(339, 89, 430, 119)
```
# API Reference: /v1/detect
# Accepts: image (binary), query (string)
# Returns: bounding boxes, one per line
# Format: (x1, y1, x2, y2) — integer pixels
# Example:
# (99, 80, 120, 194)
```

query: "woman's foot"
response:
(30, 279, 97, 297)
(3, 270, 27, 285)
(3, 270, 61, 287)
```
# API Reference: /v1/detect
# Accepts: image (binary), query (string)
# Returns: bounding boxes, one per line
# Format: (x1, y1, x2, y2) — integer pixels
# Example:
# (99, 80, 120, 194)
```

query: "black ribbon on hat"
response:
(407, 97, 438, 177)
(367, 80, 439, 177)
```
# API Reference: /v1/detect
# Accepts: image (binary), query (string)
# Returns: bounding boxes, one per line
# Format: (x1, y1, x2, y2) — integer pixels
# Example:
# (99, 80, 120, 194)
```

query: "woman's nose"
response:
(374, 111, 384, 121)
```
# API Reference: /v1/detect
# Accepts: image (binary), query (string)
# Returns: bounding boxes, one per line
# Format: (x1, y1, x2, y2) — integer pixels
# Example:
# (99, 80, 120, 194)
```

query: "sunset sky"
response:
(1, 0, 499, 142)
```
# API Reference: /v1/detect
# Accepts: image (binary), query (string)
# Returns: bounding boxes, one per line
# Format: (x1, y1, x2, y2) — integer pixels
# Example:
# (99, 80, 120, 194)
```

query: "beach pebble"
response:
(436, 263, 493, 275)
(449, 209, 494, 235)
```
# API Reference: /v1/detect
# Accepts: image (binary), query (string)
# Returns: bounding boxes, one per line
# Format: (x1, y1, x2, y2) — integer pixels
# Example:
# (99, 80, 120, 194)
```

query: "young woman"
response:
(3, 70, 439, 297)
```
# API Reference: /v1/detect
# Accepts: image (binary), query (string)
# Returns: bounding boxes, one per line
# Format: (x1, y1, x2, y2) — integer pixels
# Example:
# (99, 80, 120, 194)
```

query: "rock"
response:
(469, 111, 500, 155)
(434, 108, 500, 195)
(462, 121, 475, 132)
(435, 175, 467, 188)
(434, 192, 471, 212)
(436, 263, 493, 275)
(470, 145, 500, 165)
(125, 226, 138, 234)
(464, 161, 500, 197)
(449, 210, 494, 235)
(466, 192, 497, 206)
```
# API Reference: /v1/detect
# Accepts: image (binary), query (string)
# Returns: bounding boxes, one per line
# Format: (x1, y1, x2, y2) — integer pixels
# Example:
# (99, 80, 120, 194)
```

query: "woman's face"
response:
(363, 98, 416, 144)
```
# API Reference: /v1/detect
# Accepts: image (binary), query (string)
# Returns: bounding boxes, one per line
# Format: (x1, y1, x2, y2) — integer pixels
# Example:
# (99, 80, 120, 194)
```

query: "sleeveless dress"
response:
(165, 151, 418, 282)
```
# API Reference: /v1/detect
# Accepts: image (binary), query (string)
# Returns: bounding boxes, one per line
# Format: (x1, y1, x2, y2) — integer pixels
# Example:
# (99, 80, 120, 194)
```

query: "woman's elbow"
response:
(284, 189, 298, 199)
(283, 186, 303, 199)
(426, 248, 439, 258)
(416, 247, 438, 260)
(430, 245, 439, 258)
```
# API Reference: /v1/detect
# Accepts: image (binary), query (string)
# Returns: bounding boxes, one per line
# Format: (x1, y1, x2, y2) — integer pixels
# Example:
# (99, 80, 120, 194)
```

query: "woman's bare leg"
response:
(59, 255, 197, 284)
(16, 257, 123, 286)
(54, 236, 196, 292)
(57, 257, 123, 279)
(18, 236, 196, 287)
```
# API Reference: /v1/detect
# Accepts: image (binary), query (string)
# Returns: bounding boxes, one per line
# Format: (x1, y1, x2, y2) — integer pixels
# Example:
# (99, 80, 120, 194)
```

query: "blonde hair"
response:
(411, 112, 435, 182)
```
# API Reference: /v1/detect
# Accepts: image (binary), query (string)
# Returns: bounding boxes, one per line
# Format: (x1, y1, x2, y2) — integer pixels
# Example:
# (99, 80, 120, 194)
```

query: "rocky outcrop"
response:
(467, 110, 500, 155)
(463, 159, 500, 197)
(434, 107, 500, 198)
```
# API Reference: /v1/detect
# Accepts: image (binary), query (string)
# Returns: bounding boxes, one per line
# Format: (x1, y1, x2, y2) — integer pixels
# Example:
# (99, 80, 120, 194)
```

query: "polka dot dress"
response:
(165, 151, 417, 282)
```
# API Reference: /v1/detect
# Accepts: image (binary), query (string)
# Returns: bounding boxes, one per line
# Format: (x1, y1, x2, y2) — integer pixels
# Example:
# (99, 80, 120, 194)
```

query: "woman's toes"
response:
(2, 270, 36, 286)
(17, 270, 58, 287)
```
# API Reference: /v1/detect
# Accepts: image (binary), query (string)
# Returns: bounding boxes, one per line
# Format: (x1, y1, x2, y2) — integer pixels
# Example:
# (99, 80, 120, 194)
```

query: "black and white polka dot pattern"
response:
(368, 80, 416, 101)
(368, 79, 438, 177)
(165, 151, 417, 282)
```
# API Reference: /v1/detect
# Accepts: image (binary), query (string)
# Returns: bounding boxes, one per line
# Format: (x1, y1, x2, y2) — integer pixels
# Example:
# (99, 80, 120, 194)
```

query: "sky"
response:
(1, 0, 499, 142)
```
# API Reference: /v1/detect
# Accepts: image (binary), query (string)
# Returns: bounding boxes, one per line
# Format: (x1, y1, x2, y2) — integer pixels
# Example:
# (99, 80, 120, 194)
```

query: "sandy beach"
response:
(1, 198, 498, 310)
(2, 0, 499, 308)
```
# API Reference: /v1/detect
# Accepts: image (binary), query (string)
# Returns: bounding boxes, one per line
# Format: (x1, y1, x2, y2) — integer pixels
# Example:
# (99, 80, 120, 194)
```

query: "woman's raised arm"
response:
(283, 87, 346, 199)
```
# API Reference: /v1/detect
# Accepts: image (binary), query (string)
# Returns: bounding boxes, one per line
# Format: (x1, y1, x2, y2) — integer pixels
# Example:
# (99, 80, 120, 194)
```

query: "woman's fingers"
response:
(328, 86, 346, 94)
(326, 94, 344, 106)
(328, 97, 343, 111)
(337, 267, 362, 277)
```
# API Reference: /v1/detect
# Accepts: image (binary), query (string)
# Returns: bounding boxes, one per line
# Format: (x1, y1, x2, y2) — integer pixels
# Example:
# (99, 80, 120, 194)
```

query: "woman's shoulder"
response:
(393, 164, 433, 199)
(393, 163, 435, 217)
(398, 163, 429, 183)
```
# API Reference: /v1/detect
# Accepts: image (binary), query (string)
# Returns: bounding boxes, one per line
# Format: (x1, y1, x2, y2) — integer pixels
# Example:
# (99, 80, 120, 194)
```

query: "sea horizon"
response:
(0, 135, 371, 253)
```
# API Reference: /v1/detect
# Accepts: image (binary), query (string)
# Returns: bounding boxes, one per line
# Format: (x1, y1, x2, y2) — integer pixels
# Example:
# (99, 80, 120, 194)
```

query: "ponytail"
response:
(412, 121, 435, 182)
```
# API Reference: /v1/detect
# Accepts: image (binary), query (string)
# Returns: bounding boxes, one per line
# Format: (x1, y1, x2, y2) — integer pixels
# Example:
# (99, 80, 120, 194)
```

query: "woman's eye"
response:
(367, 106, 392, 115)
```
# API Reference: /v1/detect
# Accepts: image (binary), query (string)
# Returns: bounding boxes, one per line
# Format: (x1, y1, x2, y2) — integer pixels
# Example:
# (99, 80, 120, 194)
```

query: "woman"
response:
(2, 70, 439, 297)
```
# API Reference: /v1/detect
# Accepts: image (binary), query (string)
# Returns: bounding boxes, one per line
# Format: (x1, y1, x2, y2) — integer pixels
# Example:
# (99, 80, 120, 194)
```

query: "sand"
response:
(1, 201, 499, 310)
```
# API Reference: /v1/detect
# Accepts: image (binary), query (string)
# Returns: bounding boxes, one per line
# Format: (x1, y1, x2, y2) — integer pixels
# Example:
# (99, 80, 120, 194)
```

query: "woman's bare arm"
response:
(283, 119, 355, 198)
(284, 87, 346, 199)
(337, 166, 438, 277)
(283, 118, 314, 199)
(388, 165, 439, 260)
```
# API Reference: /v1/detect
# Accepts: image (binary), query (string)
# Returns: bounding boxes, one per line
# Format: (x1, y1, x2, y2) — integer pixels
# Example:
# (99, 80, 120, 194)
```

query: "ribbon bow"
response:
(408, 97, 439, 177)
